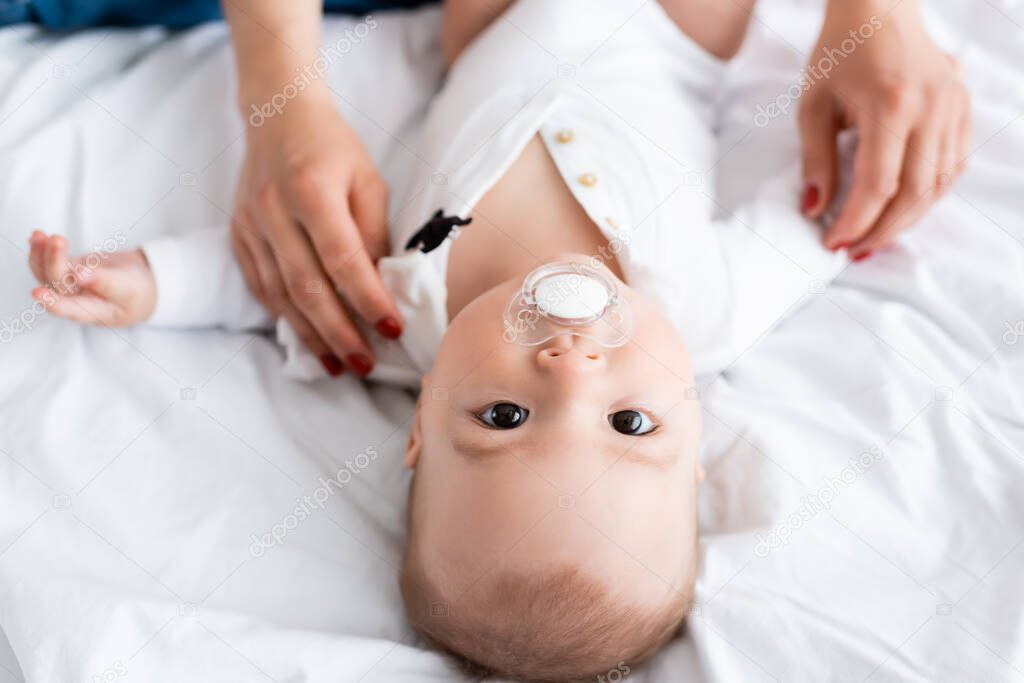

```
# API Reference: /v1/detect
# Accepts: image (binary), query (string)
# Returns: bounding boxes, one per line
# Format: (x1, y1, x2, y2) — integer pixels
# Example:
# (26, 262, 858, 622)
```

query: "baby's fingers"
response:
(44, 235, 68, 280)
(31, 287, 119, 326)
(80, 266, 129, 302)
(42, 235, 82, 294)
(28, 231, 48, 283)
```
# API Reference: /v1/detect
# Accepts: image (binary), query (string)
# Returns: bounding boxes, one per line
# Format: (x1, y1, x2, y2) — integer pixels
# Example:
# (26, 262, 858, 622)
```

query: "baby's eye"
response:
(478, 403, 529, 429)
(609, 410, 657, 435)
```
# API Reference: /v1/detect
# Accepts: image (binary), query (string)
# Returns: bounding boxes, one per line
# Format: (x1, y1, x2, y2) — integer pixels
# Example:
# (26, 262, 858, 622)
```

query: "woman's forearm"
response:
(823, 0, 921, 30)
(222, 0, 330, 113)
(825, 0, 920, 17)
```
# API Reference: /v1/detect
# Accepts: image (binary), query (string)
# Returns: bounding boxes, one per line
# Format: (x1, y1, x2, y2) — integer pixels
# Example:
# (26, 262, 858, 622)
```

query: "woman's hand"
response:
(798, 0, 971, 260)
(223, 0, 401, 378)
(231, 90, 401, 377)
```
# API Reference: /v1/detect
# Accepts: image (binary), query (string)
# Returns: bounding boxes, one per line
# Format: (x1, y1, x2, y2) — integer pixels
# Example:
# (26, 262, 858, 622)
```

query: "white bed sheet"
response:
(1, 1, 1023, 681)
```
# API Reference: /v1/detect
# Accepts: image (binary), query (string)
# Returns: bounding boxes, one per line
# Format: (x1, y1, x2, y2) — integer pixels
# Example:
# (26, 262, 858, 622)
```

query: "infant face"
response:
(401, 255, 702, 679)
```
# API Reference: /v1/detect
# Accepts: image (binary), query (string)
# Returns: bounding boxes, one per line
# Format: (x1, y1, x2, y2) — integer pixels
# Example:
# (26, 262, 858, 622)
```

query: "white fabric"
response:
(139, 0, 843, 384)
(144, 224, 428, 386)
(144, 228, 268, 330)
(1, 1, 1024, 683)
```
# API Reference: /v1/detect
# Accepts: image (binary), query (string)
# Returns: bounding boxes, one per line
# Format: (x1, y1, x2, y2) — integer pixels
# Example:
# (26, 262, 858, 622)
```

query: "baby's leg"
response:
(442, 0, 757, 67)
(440, 0, 515, 67)
(659, 0, 757, 60)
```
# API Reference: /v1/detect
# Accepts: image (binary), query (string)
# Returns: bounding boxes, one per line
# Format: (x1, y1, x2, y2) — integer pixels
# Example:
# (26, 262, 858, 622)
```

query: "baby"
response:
(27, 0, 843, 679)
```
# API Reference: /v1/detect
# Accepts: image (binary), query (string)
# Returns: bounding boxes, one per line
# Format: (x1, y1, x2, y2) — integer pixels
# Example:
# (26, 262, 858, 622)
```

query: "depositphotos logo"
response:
(248, 446, 379, 557)
(753, 445, 885, 558)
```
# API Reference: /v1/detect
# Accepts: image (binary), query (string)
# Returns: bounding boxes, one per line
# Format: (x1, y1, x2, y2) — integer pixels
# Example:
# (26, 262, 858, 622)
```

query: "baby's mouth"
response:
(502, 259, 634, 349)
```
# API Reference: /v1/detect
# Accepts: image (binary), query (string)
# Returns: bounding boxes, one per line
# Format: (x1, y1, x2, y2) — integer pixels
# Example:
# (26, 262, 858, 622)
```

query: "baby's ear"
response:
(404, 377, 429, 469)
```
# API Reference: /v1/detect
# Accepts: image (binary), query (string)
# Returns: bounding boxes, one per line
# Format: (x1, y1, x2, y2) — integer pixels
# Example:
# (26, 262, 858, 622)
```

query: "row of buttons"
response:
(552, 127, 622, 237)
(554, 128, 598, 188)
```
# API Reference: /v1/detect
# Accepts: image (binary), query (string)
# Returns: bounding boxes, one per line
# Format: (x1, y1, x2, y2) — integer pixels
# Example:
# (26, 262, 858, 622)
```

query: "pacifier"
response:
(502, 261, 633, 347)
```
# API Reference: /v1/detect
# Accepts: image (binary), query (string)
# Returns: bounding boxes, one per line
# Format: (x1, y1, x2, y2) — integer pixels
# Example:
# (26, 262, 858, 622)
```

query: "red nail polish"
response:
(320, 354, 344, 377)
(829, 241, 851, 252)
(346, 354, 374, 376)
(802, 184, 819, 214)
(852, 251, 873, 262)
(375, 316, 402, 340)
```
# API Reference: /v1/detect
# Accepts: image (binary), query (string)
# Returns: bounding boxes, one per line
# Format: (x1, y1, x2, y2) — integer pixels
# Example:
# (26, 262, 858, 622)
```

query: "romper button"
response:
(555, 129, 574, 143)
(578, 172, 597, 188)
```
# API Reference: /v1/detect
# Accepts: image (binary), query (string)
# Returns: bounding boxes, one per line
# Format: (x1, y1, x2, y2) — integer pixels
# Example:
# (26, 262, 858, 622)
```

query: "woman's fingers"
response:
(825, 106, 913, 250)
(243, 222, 291, 318)
(796, 92, 841, 218)
(237, 218, 342, 375)
(279, 303, 344, 377)
(935, 65, 967, 195)
(955, 84, 972, 176)
(934, 97, 962, 198)
(849, 120, 942, 258)
(350, 173, 391, 263)
(256, 183, 375, 376)
(234, 191, 369, 378)
(286, 167, 403, 340)
(230, 220, 267, 306)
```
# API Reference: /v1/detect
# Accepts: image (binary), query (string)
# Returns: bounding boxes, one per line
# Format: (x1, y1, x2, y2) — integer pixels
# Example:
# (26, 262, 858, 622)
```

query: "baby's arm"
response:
(686, 167, 849, 376)
(28, 228, 270, 331)
(142, 228, 270, 329)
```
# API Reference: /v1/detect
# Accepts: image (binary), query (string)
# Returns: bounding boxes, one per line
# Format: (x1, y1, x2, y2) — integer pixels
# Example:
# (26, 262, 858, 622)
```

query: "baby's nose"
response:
(535, 340, 605, 373)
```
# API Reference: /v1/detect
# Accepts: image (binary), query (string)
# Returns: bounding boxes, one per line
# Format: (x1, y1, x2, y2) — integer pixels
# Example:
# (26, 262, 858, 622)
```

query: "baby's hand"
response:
(28, 231, 156, 327)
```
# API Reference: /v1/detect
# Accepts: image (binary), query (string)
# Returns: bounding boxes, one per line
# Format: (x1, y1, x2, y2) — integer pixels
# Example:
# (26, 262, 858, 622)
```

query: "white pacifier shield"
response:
(534, 273, 609, 321)
(503, 260, 633, 347)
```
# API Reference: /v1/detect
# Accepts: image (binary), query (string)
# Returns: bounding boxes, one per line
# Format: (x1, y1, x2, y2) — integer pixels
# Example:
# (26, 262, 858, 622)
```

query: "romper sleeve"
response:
(142, 226, 272, 331)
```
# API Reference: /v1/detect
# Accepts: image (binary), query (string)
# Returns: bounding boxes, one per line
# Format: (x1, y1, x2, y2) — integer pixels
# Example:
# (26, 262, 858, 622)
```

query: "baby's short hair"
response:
(400, 552, 692, 682)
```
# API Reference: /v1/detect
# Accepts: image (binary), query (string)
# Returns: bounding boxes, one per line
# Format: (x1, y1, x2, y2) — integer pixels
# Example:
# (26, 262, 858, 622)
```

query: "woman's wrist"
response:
(818, 0, 927, 61)
(235, 54, 338, 132)
(824, 0, 920, 25)
(222, 0, 325, 115)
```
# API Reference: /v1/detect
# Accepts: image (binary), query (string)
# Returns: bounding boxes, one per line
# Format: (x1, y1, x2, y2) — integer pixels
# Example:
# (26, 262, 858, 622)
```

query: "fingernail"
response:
(852, 251, 873, 262)
(320, 354, 344, 377)
(802, 184, 820, 214)
(375, 316, 402, 340)
(829, 241, 851, 252)
(346, 354, 374, 376)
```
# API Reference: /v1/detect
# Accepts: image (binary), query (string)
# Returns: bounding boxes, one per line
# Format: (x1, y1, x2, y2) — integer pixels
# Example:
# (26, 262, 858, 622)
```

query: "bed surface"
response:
(2, 1, 1023, 681)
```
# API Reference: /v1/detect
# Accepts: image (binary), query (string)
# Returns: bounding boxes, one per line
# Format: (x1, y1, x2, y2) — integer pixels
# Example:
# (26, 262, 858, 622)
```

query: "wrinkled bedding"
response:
(1, 1, 1023, 680)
